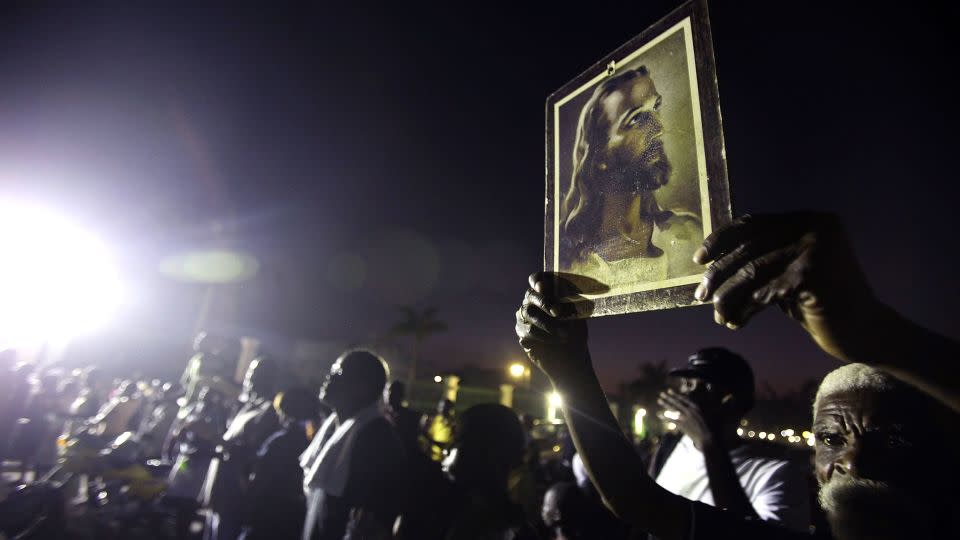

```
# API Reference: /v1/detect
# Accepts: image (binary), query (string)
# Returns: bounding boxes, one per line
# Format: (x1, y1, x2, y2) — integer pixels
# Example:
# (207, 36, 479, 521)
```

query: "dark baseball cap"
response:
(668, 347, 755, 405)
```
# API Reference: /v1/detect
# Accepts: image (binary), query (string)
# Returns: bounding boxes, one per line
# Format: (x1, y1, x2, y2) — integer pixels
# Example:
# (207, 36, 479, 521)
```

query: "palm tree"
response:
(391, 306, 448, 387)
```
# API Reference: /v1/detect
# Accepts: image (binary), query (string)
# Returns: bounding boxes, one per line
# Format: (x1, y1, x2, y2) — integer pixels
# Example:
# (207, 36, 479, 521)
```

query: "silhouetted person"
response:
(650, 348, 810, 532)
(398, 403, 538, 540)
(227, 356, 281, 439)
(8, 371, 60, 478)
(300, 349, 405, 540)
(383, 381, 423, 456)
(181, 331, 237, 403)
(208, 356, 281, 540)
(542, 481, 596, 540)
(166, 385, 229, 464)
(90, 379, 143, 438)
(423, 398, 455, 461)
(69, 366, 109, 420)
(138, 381, 183, 459)
(241, 387, 320, 540)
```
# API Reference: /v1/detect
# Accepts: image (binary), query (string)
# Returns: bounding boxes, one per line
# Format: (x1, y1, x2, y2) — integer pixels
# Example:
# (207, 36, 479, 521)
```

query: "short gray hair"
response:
(813, 363, 898, 414)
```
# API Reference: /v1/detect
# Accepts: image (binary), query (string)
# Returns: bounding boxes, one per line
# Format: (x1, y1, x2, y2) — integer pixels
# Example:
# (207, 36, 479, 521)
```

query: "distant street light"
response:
(434, 375, 442, 383)
(633, 407, 647, 438)
(508, 361, 531, 390)
(546, 391, 563, 423)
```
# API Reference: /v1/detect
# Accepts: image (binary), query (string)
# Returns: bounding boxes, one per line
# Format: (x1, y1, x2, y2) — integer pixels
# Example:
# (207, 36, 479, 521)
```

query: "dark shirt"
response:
(314, 416, 406, 540)
(395, 455, 538, 540)
(252, 423, 311, 503)
(244, 423, 311, 540)
(386, 406, 423, 454)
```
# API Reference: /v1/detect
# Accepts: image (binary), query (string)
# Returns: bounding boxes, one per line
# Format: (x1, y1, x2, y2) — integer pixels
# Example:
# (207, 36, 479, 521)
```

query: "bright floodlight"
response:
(0, 203, 121, 344)
(508, 362, 526, 378)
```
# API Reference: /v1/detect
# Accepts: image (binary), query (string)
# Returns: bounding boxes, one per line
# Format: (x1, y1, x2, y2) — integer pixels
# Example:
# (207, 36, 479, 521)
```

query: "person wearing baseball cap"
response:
(649, 347, 810, 534)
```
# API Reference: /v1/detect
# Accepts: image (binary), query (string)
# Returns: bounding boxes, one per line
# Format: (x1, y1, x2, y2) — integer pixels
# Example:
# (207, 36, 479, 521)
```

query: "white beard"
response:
(818, 477, 934, 540)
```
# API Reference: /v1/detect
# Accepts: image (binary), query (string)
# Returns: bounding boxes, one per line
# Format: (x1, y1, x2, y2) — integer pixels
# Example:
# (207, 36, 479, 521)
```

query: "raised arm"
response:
(656, 389, 760, 521)
(695, 212, 960, 413)
(516, 273, 690, 540)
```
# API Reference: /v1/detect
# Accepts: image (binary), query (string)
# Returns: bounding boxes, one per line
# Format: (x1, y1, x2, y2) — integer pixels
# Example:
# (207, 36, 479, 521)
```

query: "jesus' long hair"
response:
(560, 66, 649, 267)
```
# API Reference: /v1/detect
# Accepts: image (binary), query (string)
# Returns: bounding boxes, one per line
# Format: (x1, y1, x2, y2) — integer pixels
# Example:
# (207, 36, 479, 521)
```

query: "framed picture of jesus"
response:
(545, 0, 731, 317)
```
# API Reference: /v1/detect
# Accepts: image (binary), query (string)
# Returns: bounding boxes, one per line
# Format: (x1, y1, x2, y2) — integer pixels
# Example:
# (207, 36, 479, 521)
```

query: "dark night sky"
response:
(1, 1, 958, 393)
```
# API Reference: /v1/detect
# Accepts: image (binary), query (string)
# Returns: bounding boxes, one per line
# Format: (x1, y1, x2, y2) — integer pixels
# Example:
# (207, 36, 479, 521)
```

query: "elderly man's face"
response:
(813, 389, 919, 487)
(813, 389, 934, 539)
(597, 74, 669, 192)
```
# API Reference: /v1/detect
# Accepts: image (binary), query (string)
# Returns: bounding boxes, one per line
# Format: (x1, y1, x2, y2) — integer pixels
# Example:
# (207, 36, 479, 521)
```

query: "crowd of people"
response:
(0, 337, 580, 539)
(1, 211, 959, 540)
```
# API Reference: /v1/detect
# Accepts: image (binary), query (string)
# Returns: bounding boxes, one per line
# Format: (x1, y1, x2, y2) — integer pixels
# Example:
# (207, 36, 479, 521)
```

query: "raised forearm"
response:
(701, 442, 758, 520)
(553, 353, 689, 540)
(835, 302, 960, 413)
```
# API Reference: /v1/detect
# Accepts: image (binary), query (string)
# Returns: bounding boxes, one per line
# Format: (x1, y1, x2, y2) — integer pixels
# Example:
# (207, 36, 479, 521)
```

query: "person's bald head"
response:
(244, 356, 278, 399)
(320, 349, 388, 416)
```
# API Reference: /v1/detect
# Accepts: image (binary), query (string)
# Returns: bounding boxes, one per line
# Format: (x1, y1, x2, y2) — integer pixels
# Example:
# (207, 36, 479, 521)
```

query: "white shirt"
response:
(655, 435, 810, 532)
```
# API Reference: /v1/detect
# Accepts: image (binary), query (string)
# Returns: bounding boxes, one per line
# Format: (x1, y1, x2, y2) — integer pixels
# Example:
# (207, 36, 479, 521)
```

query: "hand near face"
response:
(694, 212, 877, 360)
(515, 272, 591, 385)
(657, 388, 723, 450)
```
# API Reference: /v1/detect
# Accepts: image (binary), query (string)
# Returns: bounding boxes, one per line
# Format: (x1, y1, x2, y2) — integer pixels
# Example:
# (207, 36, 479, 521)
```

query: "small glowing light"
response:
(548, 392, 563, 408)
(633, 408, 646, 437)
(759, 432, 767, 439)
(666, 422, 677, 430)
(767, 433, 775, 441)
(781, 429, 795, 437)
(740, 419, 749, 427)
(748, 431, 756, 437)
(552, 445, 561, 452)
(807, 438, 815, 447)
(802, 431, 813, 439)
(736, 428, 744, 436)
(547, 392, 563, 423)
(663, 410, 680, 421)
(508, 363, 526, 378)
(434, 376, 442, 383)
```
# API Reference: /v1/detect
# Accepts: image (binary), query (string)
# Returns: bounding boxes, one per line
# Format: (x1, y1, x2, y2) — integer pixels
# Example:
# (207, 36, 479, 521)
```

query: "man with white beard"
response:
(515, 212, 960, 540)
(812, 363, 956, 540)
